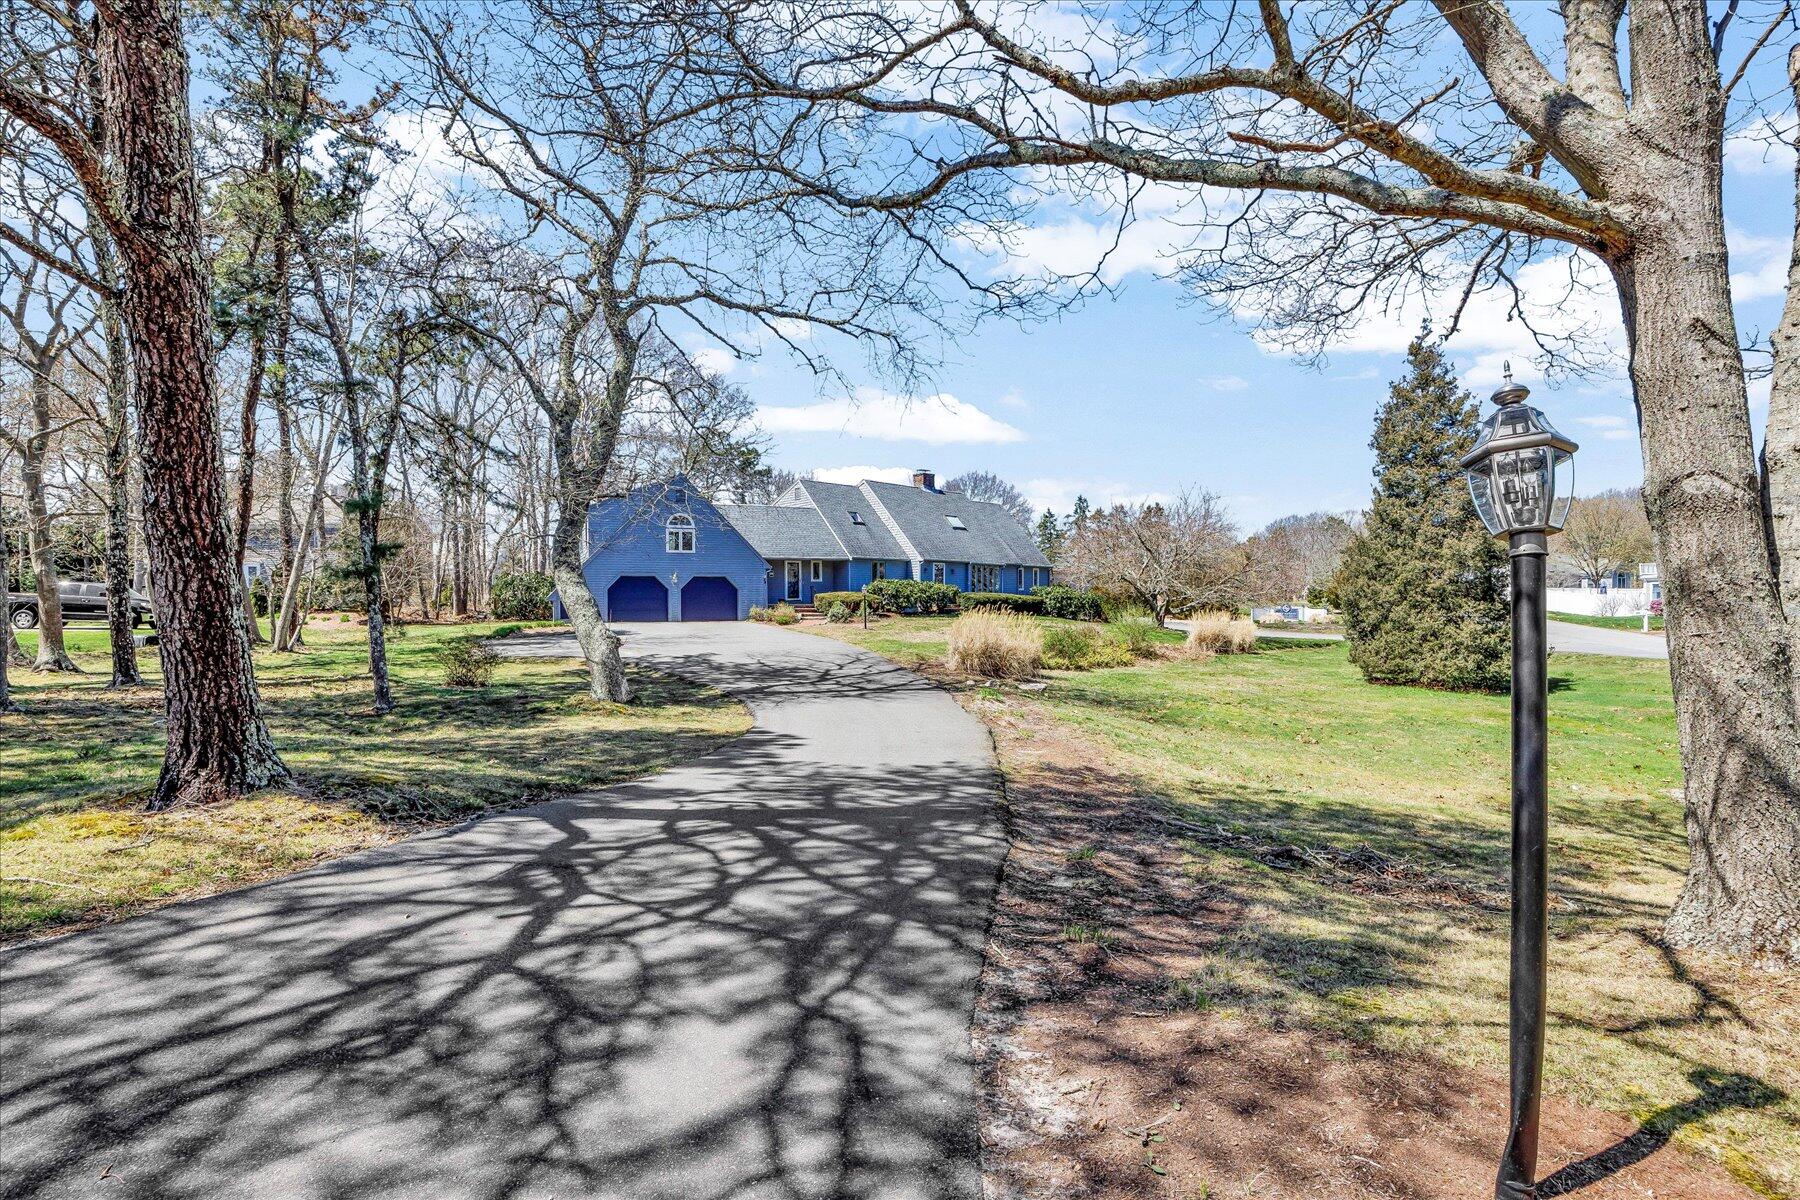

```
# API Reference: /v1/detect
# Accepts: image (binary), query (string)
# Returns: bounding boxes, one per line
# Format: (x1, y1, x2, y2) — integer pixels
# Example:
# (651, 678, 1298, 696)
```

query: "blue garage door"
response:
(681, 576, 738, 622)
(607, 576, 668, 622)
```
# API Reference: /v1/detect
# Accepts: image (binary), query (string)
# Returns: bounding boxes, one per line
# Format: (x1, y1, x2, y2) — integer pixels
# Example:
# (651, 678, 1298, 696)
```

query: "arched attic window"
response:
(666, 513, 696, 553)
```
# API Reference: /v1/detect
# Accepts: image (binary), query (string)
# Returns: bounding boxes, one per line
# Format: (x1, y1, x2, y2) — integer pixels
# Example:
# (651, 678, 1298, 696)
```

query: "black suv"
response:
(6, 581, 154, 630)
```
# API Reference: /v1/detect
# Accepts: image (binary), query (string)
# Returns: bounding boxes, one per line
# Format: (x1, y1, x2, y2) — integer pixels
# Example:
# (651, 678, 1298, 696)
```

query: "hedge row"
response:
(960, 592, 1044, 614)
(812, 591, 868, 613)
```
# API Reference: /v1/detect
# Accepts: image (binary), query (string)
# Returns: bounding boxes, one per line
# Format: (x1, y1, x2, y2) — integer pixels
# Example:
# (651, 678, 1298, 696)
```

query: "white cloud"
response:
(1020, 477, 1173, 516)
(1728, 227, 1791, 302)
(757, 388, 1026, 444)
(1572, 414, 1636, 441)
(1201, 375, 1249, 392)
(996, 388, 1029, 410)
(808, 465, 919, 486)
(1725, 111, 1797, 176)
(689, 347, 738, 377)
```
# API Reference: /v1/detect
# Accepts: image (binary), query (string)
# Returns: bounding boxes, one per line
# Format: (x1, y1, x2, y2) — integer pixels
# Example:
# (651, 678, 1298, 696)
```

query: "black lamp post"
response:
(1461, 365, 1577, 1200)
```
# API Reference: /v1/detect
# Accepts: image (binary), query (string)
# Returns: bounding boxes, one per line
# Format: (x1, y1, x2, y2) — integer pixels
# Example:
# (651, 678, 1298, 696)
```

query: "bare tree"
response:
(1062, 490, 1249, 625)
(943, 470, 1033, 524)
(1, 0, 286, 806)
(401, 0, 940, 700)
(728, 0, 1800, 962)
(1247, 511, 1358, 605)
(1553, 489, 1655, 588)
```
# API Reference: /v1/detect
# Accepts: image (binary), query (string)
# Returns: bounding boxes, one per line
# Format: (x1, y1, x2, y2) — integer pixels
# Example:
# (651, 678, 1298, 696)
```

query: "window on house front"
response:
(810, 561, 823, 582)
(666, 514, 695, 553)
(930, 562, 944, 583)
(849, 510, 865, 525)
(872, 561, 888, 580)
(946, 515, 966, 530)
(972, 564, 998, 591)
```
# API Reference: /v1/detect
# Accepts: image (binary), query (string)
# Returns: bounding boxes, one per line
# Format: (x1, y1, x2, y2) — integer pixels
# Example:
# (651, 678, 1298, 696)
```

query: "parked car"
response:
(6, 581, 154, 630)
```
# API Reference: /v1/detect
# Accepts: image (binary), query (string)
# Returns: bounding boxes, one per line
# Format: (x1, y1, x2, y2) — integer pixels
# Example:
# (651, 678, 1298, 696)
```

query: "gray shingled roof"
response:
(789, 480, 909, 560)
(862, 480, 1052, 568)
(712, 503, 845, 560)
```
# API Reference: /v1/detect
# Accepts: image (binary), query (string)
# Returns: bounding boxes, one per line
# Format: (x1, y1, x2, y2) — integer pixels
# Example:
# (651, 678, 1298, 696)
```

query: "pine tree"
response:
(1336, 336, 1509, 691)
(1066, 494, 1091, 533)
(1034, 508, 1062, 559)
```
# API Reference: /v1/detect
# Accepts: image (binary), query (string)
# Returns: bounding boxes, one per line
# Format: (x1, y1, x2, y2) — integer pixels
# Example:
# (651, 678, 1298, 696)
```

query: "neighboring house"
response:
(555, 469, 1053, 622)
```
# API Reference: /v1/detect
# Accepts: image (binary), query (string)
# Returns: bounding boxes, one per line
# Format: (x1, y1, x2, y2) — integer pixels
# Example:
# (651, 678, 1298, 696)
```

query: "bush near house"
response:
(439, 636, 498, 687)
(490, 571, 554, 620)
(825, 602, 852, 624)
(946, 610, 1042, 678)
(812, 591, 867, 613)
(865, 578, 961, 614)
(959, 592, 1044, 614)
(1033, 583, 1105, 621)
(750, 603, 798, 625)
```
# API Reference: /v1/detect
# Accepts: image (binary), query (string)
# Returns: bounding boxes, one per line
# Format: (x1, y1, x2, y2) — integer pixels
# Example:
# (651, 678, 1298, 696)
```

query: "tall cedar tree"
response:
(1337, 338, 1509, 691)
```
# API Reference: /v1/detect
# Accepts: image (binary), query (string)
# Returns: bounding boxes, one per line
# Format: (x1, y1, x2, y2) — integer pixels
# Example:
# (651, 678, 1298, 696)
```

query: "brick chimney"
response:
(911, 468, 936, 491)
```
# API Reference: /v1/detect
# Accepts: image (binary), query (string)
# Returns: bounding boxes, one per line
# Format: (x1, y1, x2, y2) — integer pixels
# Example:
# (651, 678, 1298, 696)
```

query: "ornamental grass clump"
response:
(1107, 615, 1163, 658)
(1042, 623, 1132, 670)
(1186, 611, 1257, 655)
(946, 610, 1042, 679)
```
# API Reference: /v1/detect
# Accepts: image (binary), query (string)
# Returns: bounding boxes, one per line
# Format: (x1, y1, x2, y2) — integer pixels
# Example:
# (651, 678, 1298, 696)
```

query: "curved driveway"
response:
(1, 624, 1003, 1200)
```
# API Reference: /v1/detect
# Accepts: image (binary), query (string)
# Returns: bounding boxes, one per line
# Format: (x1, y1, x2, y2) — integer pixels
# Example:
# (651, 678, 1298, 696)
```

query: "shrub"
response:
(751, 603, 799, 625)
(959, 592, 1044, 614)
(1649, 599, 1664, 616)
(1040, 623, 1129, 669)
(825, 602, 852, 624)
(1033, 584, 1104, 621)
(813, 591, 865, 613)
(491, 623, 523, 639)
(946, 610, 1042, 679)
(1107, 615, 1163, 658)
(865, 578, 961, 614)
(440, 637, 497, 687)
(1186, 611, 1258, 655)
(491, 572, 554, 620)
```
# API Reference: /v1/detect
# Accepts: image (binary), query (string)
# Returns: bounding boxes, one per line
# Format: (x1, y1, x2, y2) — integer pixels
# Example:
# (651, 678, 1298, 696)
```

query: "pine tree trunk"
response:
(1608, 166, 1800, 963)
(102, 0, 286, 808)
(97, 267, 143, 688)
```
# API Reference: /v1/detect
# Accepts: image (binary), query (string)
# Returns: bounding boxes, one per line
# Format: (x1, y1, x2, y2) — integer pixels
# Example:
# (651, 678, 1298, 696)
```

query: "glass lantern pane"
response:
(1548, 447, 1575, 530)
(1467, 460, 1504, 536)
(1494, 447, 1550, 531)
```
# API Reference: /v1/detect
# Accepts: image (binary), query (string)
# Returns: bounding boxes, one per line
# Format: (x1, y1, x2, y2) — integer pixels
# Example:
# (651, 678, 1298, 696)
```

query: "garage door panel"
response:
(680, 576, 738, 621)
(607, 576, 668, 622)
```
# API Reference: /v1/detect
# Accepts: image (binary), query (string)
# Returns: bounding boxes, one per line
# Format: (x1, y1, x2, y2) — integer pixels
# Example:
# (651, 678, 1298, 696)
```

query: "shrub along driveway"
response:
(0, 624, 1005, 1200)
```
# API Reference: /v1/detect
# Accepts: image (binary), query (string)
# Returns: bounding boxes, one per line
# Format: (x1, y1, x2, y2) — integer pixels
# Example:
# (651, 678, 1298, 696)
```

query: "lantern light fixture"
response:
(1460, 365, 1578, 538)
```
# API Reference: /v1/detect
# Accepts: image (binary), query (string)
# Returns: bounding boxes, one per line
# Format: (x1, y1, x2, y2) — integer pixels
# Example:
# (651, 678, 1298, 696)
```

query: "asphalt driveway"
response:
(1, 623, 1004, 1200)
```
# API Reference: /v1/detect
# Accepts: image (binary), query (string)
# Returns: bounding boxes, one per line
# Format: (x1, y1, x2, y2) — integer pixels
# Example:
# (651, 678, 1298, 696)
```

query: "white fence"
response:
(1547, 586, 1658, 616)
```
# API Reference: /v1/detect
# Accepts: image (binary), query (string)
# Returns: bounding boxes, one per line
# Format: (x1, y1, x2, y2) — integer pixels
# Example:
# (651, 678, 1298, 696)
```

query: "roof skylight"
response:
(946, 515, 967, 530)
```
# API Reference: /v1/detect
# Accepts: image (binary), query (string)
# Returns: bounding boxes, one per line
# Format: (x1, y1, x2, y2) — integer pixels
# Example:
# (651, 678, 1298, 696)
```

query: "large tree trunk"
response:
(1606, 81, 1800, 961)
(549, 416, 629, 703)
(1762, 44, 1800, 647)
(94, 232, 143, 688)
(103, 0, 286, 808)
(22, 368, 76, 673)
(1, 517, 16, 714)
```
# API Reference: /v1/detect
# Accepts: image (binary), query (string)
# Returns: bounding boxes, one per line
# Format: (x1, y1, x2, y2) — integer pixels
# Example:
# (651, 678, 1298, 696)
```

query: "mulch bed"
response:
(967, 693, 1761, 1200)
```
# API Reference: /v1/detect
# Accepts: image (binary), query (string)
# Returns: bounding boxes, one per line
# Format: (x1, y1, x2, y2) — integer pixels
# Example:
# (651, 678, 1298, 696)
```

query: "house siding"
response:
(577, 480, 769, 621)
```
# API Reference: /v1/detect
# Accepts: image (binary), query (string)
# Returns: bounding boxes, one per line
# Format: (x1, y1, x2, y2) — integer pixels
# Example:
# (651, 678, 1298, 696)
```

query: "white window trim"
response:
(810, 560, 823, 582)
(930, 562, 944, 583)
(666, 513, 696, 553)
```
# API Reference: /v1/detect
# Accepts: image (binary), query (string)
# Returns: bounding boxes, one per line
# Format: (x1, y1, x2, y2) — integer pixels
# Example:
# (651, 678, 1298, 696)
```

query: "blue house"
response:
(556, 469, 1053, 622)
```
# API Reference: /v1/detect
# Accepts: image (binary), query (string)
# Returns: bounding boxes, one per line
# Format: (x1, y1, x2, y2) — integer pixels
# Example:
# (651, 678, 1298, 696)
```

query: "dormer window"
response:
(666, 513, 695, 553)
(946, 515, 967, 530)
(849, 510, 866, 525)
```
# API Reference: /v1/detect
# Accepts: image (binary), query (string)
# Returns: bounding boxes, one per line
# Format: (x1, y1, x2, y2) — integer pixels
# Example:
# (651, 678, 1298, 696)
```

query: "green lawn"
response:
(804, 612, 1186, 666)
(806, 616, 1795, 1195)
(1550, 609, 1664, 632)
(2, 620, 749, 941)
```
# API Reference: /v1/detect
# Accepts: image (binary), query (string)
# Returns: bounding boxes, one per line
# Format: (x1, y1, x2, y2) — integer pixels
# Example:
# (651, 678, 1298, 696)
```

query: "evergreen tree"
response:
(1336, 337, 1509, 691)
(1066, 494, 1091, 533)
(1034, 508, 1062, 560)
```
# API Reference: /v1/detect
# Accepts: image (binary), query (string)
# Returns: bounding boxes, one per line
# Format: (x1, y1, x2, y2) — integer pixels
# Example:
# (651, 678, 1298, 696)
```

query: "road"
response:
(1, 623, 1004, 1200)
(1170, 619, 1669, 659)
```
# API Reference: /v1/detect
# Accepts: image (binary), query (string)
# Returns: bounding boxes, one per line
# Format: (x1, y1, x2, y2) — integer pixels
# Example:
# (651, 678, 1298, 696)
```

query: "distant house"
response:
(555, 469, 1052, 622)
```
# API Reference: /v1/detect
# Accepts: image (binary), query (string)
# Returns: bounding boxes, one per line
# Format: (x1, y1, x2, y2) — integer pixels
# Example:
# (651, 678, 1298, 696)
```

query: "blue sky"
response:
(720, 98, 1795, 535)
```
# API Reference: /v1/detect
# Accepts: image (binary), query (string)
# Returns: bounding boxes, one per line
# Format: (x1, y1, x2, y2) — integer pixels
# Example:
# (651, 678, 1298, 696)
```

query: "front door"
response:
(784, 561, 801, 601)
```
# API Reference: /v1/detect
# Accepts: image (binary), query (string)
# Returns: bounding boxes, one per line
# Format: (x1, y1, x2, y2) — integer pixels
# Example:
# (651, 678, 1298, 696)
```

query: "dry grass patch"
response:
(947, 609, 1043, 678)
(1185, 610, 1257, 654)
